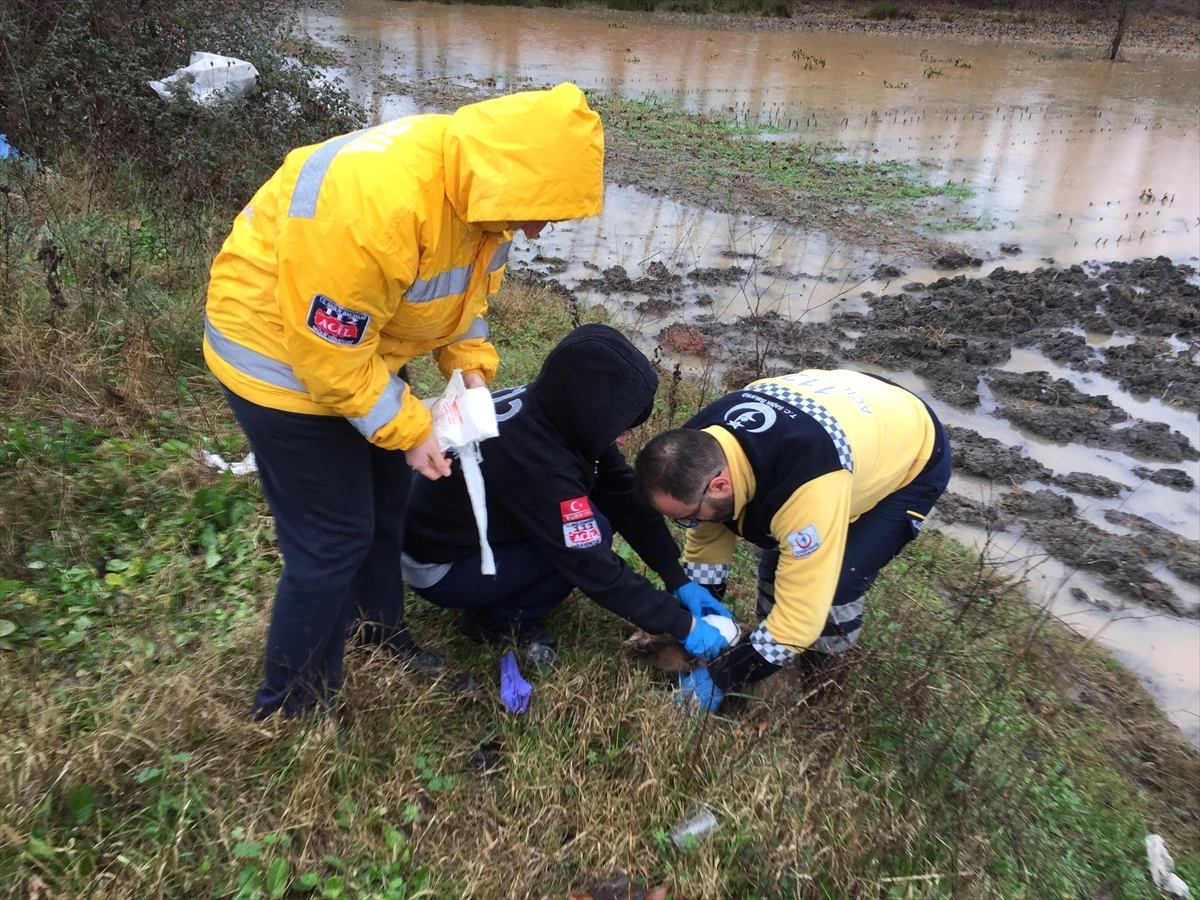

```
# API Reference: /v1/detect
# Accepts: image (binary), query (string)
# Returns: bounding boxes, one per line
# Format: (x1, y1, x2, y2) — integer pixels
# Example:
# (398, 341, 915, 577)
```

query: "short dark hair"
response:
(635, 429, 726, 502)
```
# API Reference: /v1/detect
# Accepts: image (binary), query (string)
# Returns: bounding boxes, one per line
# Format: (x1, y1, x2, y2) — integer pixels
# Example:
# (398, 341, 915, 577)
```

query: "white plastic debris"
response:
(202, 451, 258, 476)
(670, 806, 719, 848)
(424, 371, 500, 575)
(149, 52, 259, 106)
(1147, 835, 1192, 898)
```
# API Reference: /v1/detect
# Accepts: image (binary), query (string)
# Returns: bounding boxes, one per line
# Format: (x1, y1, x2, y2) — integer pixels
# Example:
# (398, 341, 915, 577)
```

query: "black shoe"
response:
(389, 643, 449, 677)
(389, 642, 485, 697)
(457, 610, 557, 650)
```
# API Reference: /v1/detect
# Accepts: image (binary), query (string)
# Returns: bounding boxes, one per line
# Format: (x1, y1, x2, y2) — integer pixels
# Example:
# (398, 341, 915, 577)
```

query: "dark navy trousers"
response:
(413, 512, 613, 629)
(223, 388, 412, 719)
(757, 417, 952, 654)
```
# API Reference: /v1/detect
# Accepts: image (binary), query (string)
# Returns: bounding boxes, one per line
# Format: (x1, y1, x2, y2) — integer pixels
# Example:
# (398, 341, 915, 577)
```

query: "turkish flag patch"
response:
(307, 294, 370, 346)
(560, 497, 593, 523)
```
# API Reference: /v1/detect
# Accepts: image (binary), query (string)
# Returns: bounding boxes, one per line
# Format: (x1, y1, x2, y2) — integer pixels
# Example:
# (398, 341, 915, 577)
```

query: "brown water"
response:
(303, 1, 1200, 742)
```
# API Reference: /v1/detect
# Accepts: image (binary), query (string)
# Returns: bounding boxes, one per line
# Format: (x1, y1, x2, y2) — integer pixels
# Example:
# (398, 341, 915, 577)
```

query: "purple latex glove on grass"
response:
(499, 650, 532, 714)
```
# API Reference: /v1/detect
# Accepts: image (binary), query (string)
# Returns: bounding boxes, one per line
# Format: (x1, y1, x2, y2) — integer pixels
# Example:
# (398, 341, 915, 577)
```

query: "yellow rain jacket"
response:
(204, 83, 604, 451)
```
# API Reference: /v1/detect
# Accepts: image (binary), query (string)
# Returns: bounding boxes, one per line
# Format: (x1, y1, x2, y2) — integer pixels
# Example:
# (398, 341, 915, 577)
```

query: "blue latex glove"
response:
(498, 651, 531, 714)
(674, 581, 734, 621)
(682, 617, 730, 660)
(676, 668, 725, 713)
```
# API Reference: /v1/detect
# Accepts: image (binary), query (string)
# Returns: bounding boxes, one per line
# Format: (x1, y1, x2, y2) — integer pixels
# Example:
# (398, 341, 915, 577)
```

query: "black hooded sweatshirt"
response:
(403, 324, 693, 639)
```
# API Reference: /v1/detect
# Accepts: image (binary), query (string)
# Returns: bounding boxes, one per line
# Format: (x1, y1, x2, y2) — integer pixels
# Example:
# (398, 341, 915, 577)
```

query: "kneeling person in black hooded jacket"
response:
(402, 324, 734, 665)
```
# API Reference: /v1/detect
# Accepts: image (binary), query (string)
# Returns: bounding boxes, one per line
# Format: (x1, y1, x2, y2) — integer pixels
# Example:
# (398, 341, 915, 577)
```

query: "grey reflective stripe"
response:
(349, 373, 407, 440)
(205, 316, 307, 393)
(827, 598, 865, 625)
(406, 263, 474, 304)
(486, 240, 511, 273)
(812, 629, 861, 654)
(287, 131, 361, 219)
(454, 316, 490, 343)
(683, 562, 729, 586)
(748, 623, 799, 665)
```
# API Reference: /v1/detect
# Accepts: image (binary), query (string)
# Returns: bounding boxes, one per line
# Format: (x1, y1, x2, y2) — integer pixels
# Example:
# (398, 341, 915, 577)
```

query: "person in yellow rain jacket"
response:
(635, 370, 951, 712)
(204, 83, 604, 719)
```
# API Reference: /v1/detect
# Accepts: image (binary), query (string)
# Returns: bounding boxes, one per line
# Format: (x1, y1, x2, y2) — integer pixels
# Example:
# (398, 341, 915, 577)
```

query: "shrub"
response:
(0, 0, 365, 211)
(863, 2, 915, 21)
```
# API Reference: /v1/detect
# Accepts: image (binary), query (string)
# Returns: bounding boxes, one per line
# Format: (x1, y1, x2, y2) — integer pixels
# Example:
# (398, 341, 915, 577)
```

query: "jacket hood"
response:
(529, 324, 658, 461)
(442, 83, 604, 224)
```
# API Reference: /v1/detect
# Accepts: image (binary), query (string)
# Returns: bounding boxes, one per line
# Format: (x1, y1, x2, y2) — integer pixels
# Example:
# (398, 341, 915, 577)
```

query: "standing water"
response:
(303, 1, 1200, 742)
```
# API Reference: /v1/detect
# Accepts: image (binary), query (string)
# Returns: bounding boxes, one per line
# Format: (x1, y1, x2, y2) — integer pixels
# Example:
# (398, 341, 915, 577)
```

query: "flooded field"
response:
(303, 1, 1200, 742)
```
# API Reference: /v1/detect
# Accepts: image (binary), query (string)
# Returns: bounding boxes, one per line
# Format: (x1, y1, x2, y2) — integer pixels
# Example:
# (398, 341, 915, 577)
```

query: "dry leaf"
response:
(757, 720, 769, 738)
(567, 893, 593, 900)
(647, 889, 669, 900)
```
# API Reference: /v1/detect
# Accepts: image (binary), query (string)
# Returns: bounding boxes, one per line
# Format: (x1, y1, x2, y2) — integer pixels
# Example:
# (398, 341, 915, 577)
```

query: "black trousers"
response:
(223, 387, 412, 719)
(413, 511, 613, 629)
(757, 414, 952, 654)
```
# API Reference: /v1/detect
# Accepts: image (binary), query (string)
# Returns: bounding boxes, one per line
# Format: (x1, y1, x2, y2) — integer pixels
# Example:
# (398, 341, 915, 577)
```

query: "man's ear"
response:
(708, 468, 734, 498)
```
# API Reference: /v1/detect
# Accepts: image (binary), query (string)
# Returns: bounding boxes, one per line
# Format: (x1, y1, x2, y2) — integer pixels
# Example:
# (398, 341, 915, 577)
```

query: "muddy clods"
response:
(945, 426, 1051, 483)
(1052, 472, 1126, 498)
(658, 323, 707, 357)
(1133, 466, 1196, 491)
(578, 262, 683, 298)
(932, 249, 983, 269)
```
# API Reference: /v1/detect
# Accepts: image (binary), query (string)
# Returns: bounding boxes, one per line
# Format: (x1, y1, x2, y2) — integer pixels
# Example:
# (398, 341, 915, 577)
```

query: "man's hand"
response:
(676, 667, 724, 713)
(405, 433, 452, 480)
(675, 581, 734, 620)
(462, 371, 487, 390)
(682, 616, 730, 660)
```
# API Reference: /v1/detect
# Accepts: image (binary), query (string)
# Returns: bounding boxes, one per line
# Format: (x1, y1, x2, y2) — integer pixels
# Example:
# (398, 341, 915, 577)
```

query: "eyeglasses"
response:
(672, 473, 719, 529)
(673, 489, 709, 529)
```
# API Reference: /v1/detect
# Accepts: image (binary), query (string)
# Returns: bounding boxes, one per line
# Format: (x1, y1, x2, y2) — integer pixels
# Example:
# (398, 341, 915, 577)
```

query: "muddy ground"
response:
(381, 4, 1200, 618)
(697, 0, 1199, 59)
(583, 254, 1200, 618)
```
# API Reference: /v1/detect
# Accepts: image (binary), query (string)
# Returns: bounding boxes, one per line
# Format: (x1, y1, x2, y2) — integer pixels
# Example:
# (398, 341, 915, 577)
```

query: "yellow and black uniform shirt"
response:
(681, 371, 937, 674)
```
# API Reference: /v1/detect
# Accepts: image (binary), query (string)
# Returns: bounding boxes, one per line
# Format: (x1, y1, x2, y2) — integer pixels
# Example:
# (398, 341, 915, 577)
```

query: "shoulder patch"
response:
(307, 294, 370, 346)
(560, 497, 594, 523)
(785, 525, 822, 559)
(563, 519, 603, 550)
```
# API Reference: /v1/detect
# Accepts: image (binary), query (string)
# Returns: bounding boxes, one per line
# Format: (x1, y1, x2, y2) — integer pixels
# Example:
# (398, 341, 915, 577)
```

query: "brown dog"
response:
(621, 626, 854, 707)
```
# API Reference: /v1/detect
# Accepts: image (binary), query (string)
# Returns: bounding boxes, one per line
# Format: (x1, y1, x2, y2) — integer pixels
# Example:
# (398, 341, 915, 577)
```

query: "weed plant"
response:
(2, 160, 1198, 897)
(592, 94, 972, 222)
(0, 0, 365, 210)
(863, 2, 916, 21)
(1, 7, 1198, 895)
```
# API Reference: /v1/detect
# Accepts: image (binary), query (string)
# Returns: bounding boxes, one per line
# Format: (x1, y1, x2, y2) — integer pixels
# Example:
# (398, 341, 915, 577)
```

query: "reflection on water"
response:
(304, 0, 1200, 265)
(941, 521, 1200, 746)
(303, 0, 1200, 741)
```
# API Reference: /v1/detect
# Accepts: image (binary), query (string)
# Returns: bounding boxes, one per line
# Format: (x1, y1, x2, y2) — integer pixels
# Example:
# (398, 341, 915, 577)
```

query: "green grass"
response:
(925, 214, 999, 233)
(1, 104, 1197, 900)
(863, 2, 915, 21)
(592, 94, 974, 218)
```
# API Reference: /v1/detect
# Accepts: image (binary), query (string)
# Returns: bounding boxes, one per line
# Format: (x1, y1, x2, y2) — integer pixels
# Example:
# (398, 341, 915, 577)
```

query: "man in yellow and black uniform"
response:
(204, 84, 604, 718)
(635, 370, 951, 712)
